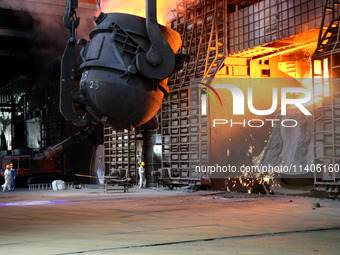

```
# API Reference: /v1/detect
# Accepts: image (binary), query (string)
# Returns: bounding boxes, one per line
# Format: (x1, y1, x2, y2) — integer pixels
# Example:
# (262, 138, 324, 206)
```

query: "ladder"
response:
(312, 0, 340, 198)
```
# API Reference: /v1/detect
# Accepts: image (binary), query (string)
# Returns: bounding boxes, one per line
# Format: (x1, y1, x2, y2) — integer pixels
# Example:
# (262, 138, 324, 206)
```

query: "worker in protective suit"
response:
(138, 162, 146, 188)
(2, 165, 11, 192)
(10, 163, 16, 191)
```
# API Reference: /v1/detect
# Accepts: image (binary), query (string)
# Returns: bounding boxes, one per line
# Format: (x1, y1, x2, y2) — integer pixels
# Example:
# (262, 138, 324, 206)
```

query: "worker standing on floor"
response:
(10, 163, 16, 191)
(2, 165, 11, 192)
(139, 162, 146, 188)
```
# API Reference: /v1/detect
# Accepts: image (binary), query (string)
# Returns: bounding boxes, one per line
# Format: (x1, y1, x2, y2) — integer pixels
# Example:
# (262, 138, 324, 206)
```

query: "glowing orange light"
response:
(99, 0, 177, 25)
(288, 58, 329, 109)
(312, 58, 330, 106)
(80, 0, 98, 4)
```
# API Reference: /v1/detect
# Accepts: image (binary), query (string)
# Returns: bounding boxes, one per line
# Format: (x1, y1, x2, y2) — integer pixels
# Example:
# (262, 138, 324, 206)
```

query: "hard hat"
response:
(10, 163, 13, 166)
(141, 162, 145, 166)
(6, 165, 10, 169)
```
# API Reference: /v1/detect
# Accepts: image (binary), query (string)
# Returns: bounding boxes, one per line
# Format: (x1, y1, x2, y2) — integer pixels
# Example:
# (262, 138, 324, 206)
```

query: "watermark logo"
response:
(214, 84, 312, 116)
(202, 79, 315, 128)
(199, 82, 223, 106)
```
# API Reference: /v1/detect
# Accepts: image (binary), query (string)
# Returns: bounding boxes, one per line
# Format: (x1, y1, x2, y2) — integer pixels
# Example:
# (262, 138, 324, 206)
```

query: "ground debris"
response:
(222, 191, 272, 199)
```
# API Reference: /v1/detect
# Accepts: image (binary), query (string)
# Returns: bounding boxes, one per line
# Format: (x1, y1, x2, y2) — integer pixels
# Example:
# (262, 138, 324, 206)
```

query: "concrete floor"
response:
(0, 186, 339, 255)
